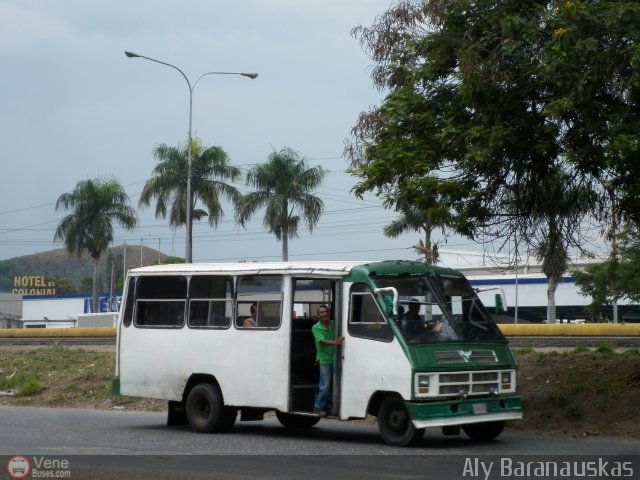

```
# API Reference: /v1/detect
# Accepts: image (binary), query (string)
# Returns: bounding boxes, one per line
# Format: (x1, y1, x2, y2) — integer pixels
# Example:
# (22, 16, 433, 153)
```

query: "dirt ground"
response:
(508, 348, 640, 438)
(1, 345, 639, 439)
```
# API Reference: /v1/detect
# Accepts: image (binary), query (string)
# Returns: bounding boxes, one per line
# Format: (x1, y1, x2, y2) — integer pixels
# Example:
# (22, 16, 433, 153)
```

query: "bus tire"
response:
(377, 396, 424, 447)
(462, 421, 505, 441)
(275, 411, 321, 429)
(186, 383, 225, 433)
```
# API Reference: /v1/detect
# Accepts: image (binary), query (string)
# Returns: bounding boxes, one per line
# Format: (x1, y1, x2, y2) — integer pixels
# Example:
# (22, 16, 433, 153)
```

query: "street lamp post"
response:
(124, 51, 258, 263)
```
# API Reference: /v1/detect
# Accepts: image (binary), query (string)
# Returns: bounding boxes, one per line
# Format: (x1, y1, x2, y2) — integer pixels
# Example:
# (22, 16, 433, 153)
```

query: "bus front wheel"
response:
(377, 396, 424, 447)
(186, 383, 225, 433)
(462, 421, 505, 441)
(275, 411, 321, 429)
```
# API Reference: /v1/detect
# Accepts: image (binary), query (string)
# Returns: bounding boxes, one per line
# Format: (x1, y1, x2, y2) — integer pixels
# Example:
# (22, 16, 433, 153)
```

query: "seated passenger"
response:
(401, 299, 424, 335)
(405, 299, 422, 321)
(243, 303, 258, 328)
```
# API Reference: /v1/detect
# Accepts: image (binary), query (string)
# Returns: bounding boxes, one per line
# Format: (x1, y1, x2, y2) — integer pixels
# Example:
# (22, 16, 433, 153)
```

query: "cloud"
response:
(0, 2, 76, 51)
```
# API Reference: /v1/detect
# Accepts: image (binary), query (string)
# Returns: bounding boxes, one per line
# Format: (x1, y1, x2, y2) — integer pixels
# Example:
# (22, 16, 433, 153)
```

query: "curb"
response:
(0, 324, 639, 338)
(498, 323, 640, 336)
(0, 327, 116, 338)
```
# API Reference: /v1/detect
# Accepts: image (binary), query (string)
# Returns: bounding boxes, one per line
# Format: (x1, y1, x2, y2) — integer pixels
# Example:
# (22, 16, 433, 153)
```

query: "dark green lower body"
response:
(406, 395, 522, 428)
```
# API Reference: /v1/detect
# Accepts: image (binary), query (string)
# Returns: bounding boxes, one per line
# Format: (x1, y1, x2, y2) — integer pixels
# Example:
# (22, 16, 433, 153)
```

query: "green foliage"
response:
(383, 204, 441, 263)
(0, 260, 18, 291)
(574, 228, 640, 310)
(347, 0, 640, 266)
(140, 138, 241, 230)
(236, 147, 325, 261)
(52, 276, 77, 294)
(0, 366, 44, 396)
(565, 405, 583, 420)
(513, 347, 535, 354)
(152, 256, 185, 265)
(79, 277, 93, 294)
(55, 177, 138, 310)
(572, 345, 590, 354)
(0, 345, 113, 400)
(18, 378, 45, 396)
(595, 343, 615, 354)
(55, 177, 138, 260)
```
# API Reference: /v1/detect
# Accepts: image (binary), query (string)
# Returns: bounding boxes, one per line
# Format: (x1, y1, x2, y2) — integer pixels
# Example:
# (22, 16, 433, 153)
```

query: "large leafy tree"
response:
(347, 0, 640, 322)
(55, 177, 137, 312)
(236, 147, 325, 261)
(139, 138, 242, 244)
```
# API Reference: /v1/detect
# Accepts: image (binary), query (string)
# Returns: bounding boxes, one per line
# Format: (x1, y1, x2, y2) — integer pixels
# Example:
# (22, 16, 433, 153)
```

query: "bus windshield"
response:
(372, 273, 506, 344)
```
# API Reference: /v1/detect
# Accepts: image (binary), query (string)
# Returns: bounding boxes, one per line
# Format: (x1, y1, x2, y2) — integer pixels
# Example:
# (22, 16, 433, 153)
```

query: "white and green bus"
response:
(113, 260, 522, 446)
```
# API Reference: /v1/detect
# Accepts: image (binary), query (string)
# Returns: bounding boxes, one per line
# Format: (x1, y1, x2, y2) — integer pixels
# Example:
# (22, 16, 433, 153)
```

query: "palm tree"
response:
(139, 138, 242, 254)
(535, 224, 569, 324)
(236, 147, 325, 261)
(55, 177, 138, 312)
(383, 205, 441, 264)
(526, 165, 594, 323)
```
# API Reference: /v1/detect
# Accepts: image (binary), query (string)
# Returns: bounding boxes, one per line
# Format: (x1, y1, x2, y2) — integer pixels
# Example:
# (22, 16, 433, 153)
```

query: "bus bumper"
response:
(406, 395, 523, 429)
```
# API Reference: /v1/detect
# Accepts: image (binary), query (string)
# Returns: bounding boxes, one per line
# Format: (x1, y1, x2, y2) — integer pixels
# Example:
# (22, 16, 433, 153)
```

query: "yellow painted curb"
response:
(1, 324, 639, 338)
(0, 327, 116, 338)
(498, 323, 640, 336)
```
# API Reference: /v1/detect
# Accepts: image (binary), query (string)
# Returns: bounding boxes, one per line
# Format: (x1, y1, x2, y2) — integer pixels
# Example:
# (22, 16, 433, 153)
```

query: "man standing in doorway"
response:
(312, 305, 344, 417)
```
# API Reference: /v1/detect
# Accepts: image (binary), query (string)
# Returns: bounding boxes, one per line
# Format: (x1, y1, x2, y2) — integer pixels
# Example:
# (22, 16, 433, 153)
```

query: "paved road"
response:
(1, 406, 638, 479)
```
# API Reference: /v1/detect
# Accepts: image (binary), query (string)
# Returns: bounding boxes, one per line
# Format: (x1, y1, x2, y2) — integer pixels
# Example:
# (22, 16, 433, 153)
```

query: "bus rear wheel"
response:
(186, 383, 226, 433)
(275, 411, 321, 429)
(462, 421, 505, 441)
(377, 396, 424, 447)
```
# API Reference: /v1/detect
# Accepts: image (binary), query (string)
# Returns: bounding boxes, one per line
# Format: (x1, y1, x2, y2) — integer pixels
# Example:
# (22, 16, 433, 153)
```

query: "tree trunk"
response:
(424, 227, 432, 264)
(282, 231, 289, 262)
(546, 276, 557, 324)
(281, 203, 289, 262)
(92, 257, 100, 313)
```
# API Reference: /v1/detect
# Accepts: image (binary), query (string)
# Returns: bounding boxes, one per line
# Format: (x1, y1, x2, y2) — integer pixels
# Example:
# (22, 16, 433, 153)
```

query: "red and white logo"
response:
(6, 456, 30, 479)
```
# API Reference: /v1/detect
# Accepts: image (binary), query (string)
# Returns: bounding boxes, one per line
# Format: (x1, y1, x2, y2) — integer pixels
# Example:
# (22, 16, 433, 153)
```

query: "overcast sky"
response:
(0, 0, 483, 264)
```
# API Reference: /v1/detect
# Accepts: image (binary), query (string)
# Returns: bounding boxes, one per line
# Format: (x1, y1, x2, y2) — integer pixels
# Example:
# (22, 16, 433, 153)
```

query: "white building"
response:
(438, 250, 638, 323)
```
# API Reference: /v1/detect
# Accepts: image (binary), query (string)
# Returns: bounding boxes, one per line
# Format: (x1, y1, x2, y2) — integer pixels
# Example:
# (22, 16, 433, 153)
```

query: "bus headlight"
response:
(501, 371, 514, 391)
(415, 374, 432, 396)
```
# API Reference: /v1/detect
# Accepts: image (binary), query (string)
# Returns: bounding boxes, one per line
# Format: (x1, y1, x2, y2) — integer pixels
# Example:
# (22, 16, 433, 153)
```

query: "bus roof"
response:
(127, 261, 368, 277)
(126, 260, 461, 278)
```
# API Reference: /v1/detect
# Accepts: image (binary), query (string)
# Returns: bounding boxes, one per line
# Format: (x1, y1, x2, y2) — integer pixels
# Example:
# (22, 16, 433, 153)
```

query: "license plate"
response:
(472, 402, 488, 415)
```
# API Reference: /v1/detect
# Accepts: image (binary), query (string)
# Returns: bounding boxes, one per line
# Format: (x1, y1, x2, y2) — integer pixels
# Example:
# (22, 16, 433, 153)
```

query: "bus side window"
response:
(136, 300, 185, 327)
(348, 288, 393, 342)
(236, 275, 283, 329)
(134, 276, 186, 328)
(188, 276, 233, 328)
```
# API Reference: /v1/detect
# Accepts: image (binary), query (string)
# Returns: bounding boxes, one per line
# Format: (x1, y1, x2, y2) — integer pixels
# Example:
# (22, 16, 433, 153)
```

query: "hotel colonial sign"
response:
(12, 276, 56, 295)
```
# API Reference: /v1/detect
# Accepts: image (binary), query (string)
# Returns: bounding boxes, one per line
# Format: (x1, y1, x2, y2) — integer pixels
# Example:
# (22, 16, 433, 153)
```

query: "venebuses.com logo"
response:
(6, 456, 30, 479)
(5, 455, 71, 479)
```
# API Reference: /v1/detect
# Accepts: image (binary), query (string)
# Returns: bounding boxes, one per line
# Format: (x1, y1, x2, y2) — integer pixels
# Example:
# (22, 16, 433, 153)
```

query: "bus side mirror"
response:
(495, 293, 506, 313)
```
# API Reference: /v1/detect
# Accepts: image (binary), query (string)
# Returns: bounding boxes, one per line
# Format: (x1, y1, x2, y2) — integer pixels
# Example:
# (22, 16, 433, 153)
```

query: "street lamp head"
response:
(241, 73, 259, 79)
(124, 51, 140, 58)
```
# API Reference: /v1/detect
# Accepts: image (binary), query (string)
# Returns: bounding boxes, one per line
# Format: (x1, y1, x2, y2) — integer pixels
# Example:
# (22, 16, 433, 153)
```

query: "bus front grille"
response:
(435, 350, 497, 364)
(438, 371, 500, 396)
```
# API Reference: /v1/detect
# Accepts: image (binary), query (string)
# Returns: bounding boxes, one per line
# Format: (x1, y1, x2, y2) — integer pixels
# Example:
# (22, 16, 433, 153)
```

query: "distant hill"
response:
(0, 245, 170, 294)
